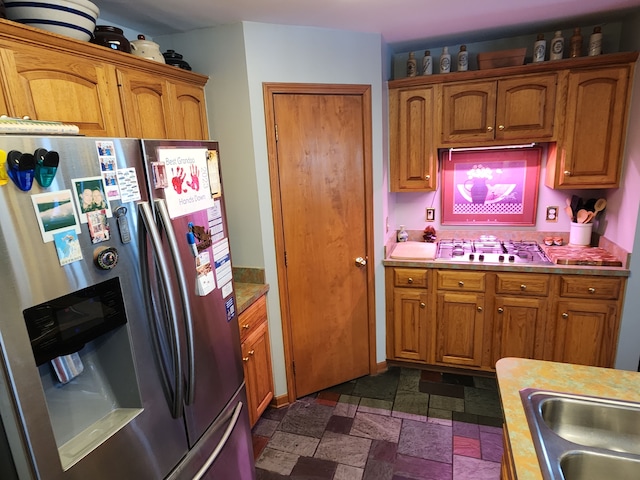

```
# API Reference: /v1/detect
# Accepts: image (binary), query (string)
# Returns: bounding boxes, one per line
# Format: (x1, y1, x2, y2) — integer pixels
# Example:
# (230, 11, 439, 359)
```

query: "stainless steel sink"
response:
(520, 388, 640, 480)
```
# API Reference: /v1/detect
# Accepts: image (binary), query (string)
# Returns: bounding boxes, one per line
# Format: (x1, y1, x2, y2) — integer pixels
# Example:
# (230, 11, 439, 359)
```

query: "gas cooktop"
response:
(435, 237, 551, 265)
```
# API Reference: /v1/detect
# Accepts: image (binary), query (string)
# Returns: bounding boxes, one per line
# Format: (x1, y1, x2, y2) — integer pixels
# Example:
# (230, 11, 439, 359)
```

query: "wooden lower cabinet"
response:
(501, 425, 516, 480)
(386, 267, 626, 372)
(238, 295, 274, 427)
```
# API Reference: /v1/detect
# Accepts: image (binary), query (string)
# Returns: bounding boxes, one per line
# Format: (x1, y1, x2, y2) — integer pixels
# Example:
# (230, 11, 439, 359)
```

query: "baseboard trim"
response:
(270, 393, 290, 409)
(376, 360, 388, 374)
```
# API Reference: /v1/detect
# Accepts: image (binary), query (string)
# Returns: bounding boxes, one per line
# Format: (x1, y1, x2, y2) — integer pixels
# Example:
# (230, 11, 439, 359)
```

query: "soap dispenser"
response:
(397, 225, 409, 242)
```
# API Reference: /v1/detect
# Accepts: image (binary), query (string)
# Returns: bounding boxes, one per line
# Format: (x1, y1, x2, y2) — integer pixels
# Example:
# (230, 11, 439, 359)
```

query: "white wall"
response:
(159, 22, 386, 397)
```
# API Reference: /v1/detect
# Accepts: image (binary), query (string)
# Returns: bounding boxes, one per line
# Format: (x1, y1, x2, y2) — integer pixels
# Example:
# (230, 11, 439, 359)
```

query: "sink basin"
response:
(520, 388, 640, 480)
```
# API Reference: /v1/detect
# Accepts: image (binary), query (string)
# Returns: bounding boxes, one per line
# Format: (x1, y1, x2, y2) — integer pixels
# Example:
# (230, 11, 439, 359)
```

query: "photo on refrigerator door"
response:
(72, 176, 112, 222)
(31, 189, 81, 243)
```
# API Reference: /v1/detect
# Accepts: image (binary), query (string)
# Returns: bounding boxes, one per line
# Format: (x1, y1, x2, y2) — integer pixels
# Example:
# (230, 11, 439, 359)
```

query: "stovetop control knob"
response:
(478, 254, 485, 261)
(508, 255, 515, 262)
(498, 255, 505, 262)
(468, 253, 475, 261)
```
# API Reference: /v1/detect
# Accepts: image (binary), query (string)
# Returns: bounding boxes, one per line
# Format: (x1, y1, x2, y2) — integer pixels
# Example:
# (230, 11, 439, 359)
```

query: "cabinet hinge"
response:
(292, 361, 295, 376)
(275, 124, 279, 142)
(284, 251, 287, 267)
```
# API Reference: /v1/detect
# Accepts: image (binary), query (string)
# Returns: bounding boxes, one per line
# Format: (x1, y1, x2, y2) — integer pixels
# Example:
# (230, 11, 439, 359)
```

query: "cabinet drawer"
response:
(559, 276, 622, 300)
(238, 295, 267, 342)
(394, 268, 429, 288)
(437, 271, 486, 292)
(495, 273, 550, 296)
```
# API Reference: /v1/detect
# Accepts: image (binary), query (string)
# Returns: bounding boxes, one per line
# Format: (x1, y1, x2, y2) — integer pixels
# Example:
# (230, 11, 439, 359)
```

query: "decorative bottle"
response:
(570, 28, 583, 57)
(550, 31, 564, 60)
(397, 225, 409, 242)
(589, 26, 603, 56)
(457, 45, 468, 71)
(421, 50, 433, 75)
(439, 46, 451, 73)
(406, 52, 417, 77)
(533, 34, 546, 63)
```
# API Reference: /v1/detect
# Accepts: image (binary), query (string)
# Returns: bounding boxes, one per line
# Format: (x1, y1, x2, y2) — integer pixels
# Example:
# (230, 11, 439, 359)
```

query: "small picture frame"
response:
(426, 208, 435, 222)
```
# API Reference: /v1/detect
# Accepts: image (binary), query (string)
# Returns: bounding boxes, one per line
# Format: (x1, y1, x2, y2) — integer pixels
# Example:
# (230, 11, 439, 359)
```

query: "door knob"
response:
(355, 257, 367, 267)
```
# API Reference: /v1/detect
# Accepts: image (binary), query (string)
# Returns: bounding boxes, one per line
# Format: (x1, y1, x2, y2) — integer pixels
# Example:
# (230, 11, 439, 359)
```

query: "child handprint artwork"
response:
(171, 167, 186, 194)
(187, 165, 200, 191)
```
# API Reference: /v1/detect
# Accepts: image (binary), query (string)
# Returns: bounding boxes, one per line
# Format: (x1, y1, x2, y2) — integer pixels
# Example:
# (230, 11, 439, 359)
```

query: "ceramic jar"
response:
(162, 50, 192, 70)
(130, 35, 165, 63)
(91, 26, 131, 53)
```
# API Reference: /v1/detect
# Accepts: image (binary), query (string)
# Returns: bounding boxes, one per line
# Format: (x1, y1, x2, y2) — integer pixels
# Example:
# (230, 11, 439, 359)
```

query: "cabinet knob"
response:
(248, 350, 255, 356)
(477, 306, 483, 313)
(408, 277, 414, 284)
(498, 125, 505, 130)
(588, 287, 596, 294)
(242, 323, 250, 330)
(564, 170, 572, 176)
(425, 175, 430, 180)
(562, 312, 569, 319)
(242, 356, 250, 362)
(487, 126, 494, 132)
(520, 284, 527, 291)
(420, 302, 426, 308)
(458, 281, 464, 287)
(497, 307, 504, 313)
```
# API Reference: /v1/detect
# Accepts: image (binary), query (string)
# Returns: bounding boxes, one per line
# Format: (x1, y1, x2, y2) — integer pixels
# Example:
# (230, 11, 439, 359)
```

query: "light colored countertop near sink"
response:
(496, 357, 640, 480)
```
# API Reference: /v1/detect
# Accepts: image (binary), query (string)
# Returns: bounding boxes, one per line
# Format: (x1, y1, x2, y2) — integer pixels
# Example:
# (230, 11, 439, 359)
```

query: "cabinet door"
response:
(169, 81, 209, 140)
(0, 45, 125, 136)
(495, 74, 557, 141)
(116, 67, 174, 139)
(389, 86, 437, 191)
(551, 300, 618, 367)
(436, 291, 485, 367)
(242, 322, 274, 427)
(392, 288, 429, 362)
(552, 65, 631, 188)
(493, 296, 547, 365)
(441, 81, 496, 144)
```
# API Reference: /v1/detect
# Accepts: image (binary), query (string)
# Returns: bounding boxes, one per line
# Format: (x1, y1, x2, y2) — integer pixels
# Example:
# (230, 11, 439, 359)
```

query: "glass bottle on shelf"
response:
(397, 225, 409, 242)
(406, 52, 417, 77)
(457, 45, 468, 71)
(439, 46, 451, 73)
(589, 26, 603, 56)
(550, 31, 564, 60)
(570, 27, 583, 57)
(422, 50, 433, 75)
(533, 34, 546, 63)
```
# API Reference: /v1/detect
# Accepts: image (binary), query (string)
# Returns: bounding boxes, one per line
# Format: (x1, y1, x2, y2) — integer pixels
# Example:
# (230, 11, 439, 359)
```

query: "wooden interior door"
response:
(264, 84, 375, 400)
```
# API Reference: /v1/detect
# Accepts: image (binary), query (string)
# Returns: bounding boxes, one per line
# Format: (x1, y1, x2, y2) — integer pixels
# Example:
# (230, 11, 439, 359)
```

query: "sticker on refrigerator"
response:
(116, 167, 142, 203)
(206, 149, 222, 198)
(195, 251, 215, 296)
(151, 162, 169, 189)
(212, 238, 233, 291)
(159, 147, 214, 219)
(53, 229, 83, 265)
(96, 140, 120, 201)
(225, 296, 235, 322)
(31, 190, 81, 243)
(86, 210, 110, 244)
(72, 177, 112, 224)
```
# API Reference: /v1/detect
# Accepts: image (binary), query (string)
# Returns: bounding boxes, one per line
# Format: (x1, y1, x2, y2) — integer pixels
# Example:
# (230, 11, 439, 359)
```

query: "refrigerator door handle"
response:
(193, 401, 244, 480)
(155, 198, 196, 406)
(138, 201, 185, 418)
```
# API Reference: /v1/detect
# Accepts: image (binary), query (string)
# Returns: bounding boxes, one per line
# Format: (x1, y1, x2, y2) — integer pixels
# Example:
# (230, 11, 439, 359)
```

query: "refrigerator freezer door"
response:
(0, 137, 189, 479)
(141, 140, 245, 446)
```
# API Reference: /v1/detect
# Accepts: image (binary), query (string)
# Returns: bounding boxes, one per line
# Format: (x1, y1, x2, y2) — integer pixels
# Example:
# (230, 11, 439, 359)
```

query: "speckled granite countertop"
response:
(235, 282, 269, 315)
(496, 357, 640, 480)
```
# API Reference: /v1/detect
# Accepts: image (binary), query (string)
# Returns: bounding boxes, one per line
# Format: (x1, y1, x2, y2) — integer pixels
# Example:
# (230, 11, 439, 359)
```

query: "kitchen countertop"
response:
(235, 282, 270, 315)
(383, 243, 630, 277)
(496, 357, 640, 480)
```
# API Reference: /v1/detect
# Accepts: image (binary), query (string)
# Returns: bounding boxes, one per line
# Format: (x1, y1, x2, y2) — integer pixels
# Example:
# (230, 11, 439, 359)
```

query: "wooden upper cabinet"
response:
(170, 81, 209, 140)
(546, 65, 633, 189)
(0, 19, 209, 139)
(389, 86, 437, 191)
(0, 45, 125, 136)
(441, 73, 557, 145)
(117, 68, 174, 139)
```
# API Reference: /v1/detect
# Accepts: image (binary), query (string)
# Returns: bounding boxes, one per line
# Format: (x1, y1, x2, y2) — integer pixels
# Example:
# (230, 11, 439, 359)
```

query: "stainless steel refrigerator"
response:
(0, 136, 255, 479)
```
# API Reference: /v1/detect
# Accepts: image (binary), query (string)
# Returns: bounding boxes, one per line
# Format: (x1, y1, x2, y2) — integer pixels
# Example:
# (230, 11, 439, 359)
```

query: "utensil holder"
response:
(569, 222, 593, 246)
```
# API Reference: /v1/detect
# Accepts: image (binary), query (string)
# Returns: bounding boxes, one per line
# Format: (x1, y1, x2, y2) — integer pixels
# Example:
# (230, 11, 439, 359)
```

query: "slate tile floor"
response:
(252, 367, 504, 480)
